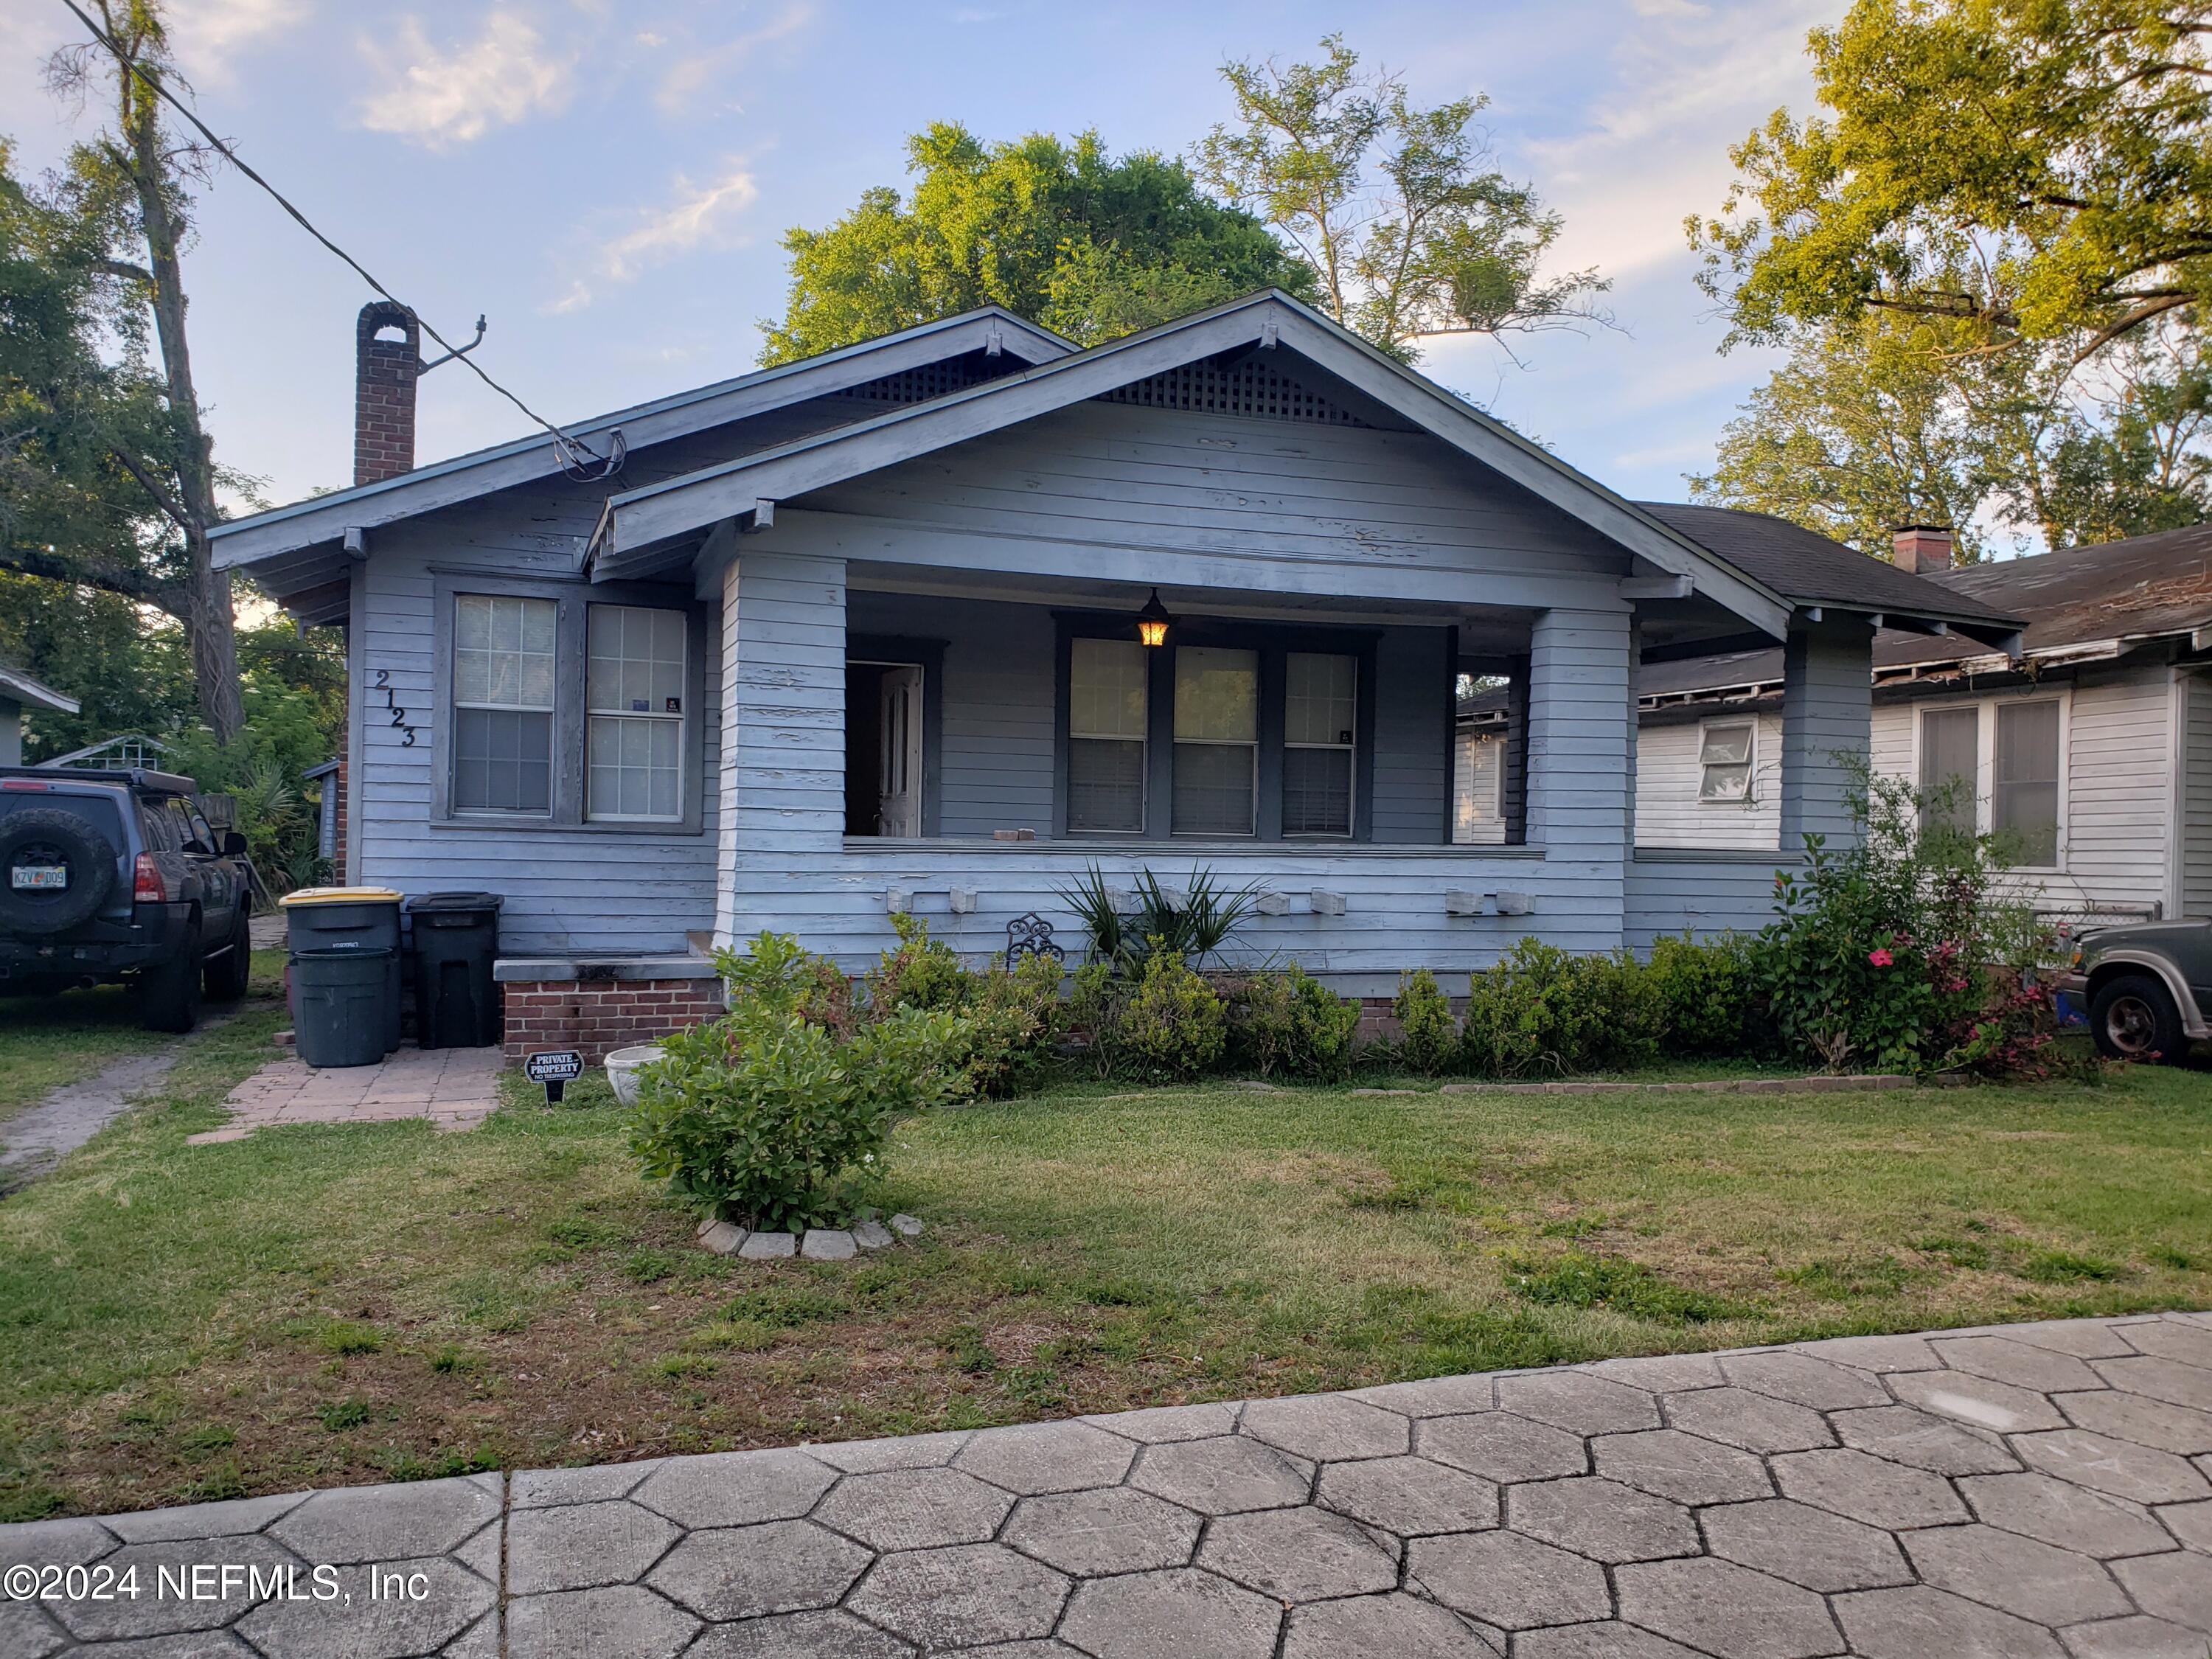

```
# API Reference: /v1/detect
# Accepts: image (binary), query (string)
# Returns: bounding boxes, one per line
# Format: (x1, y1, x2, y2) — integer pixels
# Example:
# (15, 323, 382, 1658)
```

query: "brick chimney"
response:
(355, 301, 420, 486)
(1891, 524, 1955, 576)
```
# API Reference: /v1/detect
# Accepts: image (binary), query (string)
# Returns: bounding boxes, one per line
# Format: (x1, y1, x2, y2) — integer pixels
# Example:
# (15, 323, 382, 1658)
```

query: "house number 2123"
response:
(373, 669, 418, 747)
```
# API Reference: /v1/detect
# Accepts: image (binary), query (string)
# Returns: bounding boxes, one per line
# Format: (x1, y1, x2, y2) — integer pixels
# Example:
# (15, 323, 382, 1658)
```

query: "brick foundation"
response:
(501, 978, 727, 1064)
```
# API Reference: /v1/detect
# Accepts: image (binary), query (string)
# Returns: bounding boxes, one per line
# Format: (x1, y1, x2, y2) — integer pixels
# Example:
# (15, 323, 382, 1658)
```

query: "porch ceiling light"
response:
(1136, 588, 1173, 648)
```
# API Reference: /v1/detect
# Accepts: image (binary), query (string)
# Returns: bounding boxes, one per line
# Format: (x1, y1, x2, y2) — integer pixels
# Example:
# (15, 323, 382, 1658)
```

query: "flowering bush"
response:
(1756, 769, 2059, 1077)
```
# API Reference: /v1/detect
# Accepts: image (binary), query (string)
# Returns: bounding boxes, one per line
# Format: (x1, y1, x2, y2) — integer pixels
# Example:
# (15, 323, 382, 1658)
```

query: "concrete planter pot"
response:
(603, 1041, 667, 1108)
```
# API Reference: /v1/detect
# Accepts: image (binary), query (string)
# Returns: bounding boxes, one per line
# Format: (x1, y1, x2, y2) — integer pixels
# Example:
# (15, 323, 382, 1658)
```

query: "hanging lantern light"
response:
(1136, 588, 1172, 648)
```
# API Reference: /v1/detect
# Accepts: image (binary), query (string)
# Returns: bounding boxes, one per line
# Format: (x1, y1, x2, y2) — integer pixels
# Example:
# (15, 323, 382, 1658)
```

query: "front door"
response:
(877, 666, 922, 838)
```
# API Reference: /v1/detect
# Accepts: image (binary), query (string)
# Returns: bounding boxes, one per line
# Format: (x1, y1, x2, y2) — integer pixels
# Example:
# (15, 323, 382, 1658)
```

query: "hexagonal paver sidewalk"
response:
(5, 1312, 2209, 1657)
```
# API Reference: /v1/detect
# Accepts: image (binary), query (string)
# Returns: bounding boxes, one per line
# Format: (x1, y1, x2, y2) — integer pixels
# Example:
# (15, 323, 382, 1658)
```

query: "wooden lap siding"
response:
(1634, 714, 1784, 852)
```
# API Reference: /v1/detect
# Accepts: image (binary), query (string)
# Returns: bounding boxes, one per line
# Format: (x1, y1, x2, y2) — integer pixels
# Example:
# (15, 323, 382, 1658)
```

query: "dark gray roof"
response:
(1636, 503, 2023, 632)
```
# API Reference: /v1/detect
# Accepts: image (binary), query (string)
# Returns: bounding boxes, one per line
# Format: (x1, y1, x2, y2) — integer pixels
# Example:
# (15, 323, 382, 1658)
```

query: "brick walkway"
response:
(3, 1312, 2209, 1658)
(186, 1046, 504, 1144)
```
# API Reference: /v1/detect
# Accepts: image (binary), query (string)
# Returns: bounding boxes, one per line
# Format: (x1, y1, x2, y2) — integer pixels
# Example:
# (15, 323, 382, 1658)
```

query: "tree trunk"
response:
(117, 25, 240, 744)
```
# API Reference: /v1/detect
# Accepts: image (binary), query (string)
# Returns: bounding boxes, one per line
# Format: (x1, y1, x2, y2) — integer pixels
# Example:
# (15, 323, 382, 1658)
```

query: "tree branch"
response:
(1, 542, 184, 616)
(107, 446, 192, 531)
(98, 258, 153, 288)
(2070, 293, 2199, 364)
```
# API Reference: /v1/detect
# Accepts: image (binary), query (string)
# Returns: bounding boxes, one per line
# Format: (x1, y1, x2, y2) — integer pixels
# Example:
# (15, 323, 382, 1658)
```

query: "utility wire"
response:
(56, 0, 622, 479)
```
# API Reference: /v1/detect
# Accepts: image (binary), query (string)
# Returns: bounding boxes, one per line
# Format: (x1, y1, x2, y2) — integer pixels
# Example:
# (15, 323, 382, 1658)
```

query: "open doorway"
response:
(845, 660, 923, 836)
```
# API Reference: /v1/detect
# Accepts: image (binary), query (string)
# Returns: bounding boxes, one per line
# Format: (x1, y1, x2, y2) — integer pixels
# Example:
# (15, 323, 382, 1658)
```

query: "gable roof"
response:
(207, 307, 1074, 571)
(0, 664, 80, 716)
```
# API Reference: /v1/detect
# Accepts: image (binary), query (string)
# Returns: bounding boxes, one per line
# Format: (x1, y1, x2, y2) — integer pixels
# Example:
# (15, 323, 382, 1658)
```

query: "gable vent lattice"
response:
(834, 358, 1011, 406)
(1096, 359, 1369, 427)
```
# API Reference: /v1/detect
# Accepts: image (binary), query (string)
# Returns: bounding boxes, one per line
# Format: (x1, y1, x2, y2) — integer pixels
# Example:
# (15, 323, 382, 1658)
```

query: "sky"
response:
(1, 0, 1839, 513)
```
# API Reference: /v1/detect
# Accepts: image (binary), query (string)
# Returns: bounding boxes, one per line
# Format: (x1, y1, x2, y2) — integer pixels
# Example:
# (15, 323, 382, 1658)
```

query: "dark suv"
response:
(0, 767, 253, 1032)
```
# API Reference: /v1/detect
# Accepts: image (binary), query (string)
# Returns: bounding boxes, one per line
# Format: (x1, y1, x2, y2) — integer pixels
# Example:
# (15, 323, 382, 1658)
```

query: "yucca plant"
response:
(1054, 863, 1260, 975)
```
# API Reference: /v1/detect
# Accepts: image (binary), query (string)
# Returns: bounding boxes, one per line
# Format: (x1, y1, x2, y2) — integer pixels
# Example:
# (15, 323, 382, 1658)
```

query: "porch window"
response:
(1919, 706, 1979, 835)
(1282, 651, 1355, 835)
(585, 605, 686, 821)
(1068, 637, 1148, 832)
(1172, 647, 1259, 836)
(452, 594, 555, 814)
(1995, 700, 2061, 865)
(1697, 720, 1754, 802)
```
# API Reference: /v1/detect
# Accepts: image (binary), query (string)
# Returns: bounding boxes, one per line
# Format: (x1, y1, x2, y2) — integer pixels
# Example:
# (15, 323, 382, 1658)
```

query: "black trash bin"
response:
(408, 891, 504, 1049)
(291, 947, 394, 1068)
(279, 886, 404, 1054)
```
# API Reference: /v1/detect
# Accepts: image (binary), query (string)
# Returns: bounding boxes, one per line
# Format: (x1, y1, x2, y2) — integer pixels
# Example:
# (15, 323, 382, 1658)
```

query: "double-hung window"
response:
(1995, 700, 2061, 865)
(453, 594, 556, 815)
(1919, 706, 1979, 835)
(1283, 651, 1356, 835)
(1697, 720, 1755, 803)
(586, 605, 686, 822)
(1067, 638, 1148, 833)
(1914, 698, 2063, 866)
(1172, 647, 1259, 836)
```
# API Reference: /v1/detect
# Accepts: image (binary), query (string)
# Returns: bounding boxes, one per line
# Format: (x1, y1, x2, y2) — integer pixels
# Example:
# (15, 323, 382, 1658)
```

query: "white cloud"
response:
(655, 4, 811, 118)
(168, 0, 307, 80)
(358, 12, 574, 147)
(547, 162, 761, 312)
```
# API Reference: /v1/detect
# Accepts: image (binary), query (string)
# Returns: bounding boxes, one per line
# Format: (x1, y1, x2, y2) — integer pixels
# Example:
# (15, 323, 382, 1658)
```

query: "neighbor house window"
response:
(1282, 651, 1356, 835)
(586, 605, 686, 821)
(1919, 706, 1979, 835)
(1172, 646, 1259, 835)
(452, 594, 555, 813)
(1995, 700, 2062, 865)
(1068, 637, 1148, 833)
(1697, 720, 1755, 802)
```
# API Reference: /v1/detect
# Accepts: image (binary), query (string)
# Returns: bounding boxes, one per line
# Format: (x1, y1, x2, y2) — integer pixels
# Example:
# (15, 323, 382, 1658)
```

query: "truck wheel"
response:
(2090, 973, 2187, 1064)
(139, 925, 204, 1033)
(204, 910, 252, 1002)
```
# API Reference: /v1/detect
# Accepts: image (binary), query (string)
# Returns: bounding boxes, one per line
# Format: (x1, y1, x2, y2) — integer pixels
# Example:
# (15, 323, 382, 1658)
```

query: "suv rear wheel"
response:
(204, 908, 251, 1002)
(2090, 973, 2187, 1064)
(139, 922, 203, 1032)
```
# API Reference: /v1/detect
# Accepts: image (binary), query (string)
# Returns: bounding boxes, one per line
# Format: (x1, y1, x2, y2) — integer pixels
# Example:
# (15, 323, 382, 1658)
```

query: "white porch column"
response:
(1779, 616, 1874, 853)
(1526, 605, 1633, 951)
(714, 549, 848, 950)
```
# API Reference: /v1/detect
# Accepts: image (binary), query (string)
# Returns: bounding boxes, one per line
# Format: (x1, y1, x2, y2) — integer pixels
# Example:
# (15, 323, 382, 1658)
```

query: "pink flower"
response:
(1868, 948, 1894, 968)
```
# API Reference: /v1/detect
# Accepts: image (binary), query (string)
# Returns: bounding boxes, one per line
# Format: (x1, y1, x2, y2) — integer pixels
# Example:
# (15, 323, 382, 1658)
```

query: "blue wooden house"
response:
(211, 292, 2021, 1056)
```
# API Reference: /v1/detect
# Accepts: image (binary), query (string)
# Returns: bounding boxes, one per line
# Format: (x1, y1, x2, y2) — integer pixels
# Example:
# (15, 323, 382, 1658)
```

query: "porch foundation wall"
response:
(500, 978, 727, 1065)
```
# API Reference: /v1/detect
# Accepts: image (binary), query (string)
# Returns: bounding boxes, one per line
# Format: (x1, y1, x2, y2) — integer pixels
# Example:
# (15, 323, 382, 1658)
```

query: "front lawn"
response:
(1, 1046, 2208, 1520)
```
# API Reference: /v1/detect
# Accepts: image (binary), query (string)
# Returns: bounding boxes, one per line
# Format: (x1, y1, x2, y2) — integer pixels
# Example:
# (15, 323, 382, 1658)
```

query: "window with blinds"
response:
(1919, 707, 1980, 835)
(452, 594, 555, 813)
(1283, 651, 1355, 835)
(1172, 647, 1259, 836)
(586, 605, 686, 821)
(1995, 700, 2062, 865)
(1068, 638, 1147, 832)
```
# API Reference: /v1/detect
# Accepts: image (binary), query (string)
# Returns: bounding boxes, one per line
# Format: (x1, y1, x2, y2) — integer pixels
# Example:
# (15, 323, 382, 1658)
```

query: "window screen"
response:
(1283, 652, 1355, 835)
(1995, 700, 2061, 864)
(1697, 722, 1754, 802)
(586, 605, 686, 821)
(1068, 638, 1147, 832)
(1172, 647, 1257, 835)
(453, 594, 555, 813)
(1919, 706, 1980, 835)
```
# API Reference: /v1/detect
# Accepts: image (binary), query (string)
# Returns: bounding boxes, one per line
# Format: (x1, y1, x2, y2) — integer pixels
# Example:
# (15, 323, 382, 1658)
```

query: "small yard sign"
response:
(524, 1048, 585, 1105)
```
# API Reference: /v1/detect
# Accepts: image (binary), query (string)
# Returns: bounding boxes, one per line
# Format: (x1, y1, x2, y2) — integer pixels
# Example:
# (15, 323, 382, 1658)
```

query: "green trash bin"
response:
(280, 886, 403, 1054)
(408, 891, 504, 1049)
(291, 947, 394, 1068)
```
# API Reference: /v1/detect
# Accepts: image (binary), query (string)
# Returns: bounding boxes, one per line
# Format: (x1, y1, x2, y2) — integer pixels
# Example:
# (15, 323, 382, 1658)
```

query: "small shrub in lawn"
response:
(1225, 964, 1360, 1079)
(1393, 969, 1457, 1074)
(1461, 940, 1659, 1077)
(1503, 1250, 1731, 1324)
(630, 931, 974, 1232)
(1115, 948, 1228, 1082)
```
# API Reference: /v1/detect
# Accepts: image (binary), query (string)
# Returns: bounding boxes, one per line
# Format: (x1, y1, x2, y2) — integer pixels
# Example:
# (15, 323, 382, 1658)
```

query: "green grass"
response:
(0, 1046, 2208, 1518)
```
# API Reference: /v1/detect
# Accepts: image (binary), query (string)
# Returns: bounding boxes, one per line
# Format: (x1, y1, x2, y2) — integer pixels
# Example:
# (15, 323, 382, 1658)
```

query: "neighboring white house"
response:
(1589, 525, 2212, 926)
(0, 666, 79, 768)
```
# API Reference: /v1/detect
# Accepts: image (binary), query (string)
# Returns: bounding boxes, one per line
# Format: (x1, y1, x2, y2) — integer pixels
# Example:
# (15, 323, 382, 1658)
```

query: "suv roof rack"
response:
(0, 765, 200, 796)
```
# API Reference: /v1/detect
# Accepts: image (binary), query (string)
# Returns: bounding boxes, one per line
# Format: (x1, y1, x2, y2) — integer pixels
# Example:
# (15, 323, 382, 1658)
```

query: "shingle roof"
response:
(1635, 503, 2023, 631)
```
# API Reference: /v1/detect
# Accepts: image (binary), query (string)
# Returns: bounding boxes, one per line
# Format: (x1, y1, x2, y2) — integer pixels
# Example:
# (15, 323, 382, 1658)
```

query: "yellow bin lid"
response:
(279, 886, 404, 908)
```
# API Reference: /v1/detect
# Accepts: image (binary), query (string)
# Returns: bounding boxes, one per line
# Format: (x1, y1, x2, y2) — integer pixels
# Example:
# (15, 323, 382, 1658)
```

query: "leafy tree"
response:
(33, 0, 246, 742)
(762, 125, 1312, 363)
(1690, 0, 2212, 365)
(1194, 35, 1609, 362)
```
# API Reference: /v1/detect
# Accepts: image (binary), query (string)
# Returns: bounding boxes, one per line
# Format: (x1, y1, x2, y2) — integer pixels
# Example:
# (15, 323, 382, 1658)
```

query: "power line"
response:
(55, 0, 623, 481)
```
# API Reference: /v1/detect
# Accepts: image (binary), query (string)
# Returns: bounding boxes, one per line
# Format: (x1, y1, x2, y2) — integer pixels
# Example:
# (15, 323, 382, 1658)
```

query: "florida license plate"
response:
(10, 866, 66, 891)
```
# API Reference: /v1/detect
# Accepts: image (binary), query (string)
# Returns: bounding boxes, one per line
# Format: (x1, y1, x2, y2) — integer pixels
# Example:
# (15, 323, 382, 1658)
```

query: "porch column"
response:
(1778, 616, 1874, 853)
(1526, 605, 1633, 950)
(714, 549, 849, 950)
